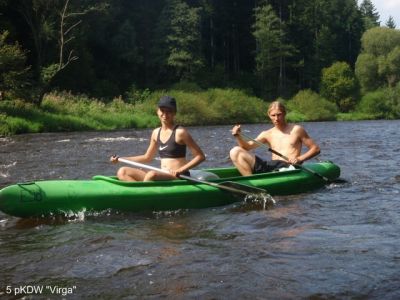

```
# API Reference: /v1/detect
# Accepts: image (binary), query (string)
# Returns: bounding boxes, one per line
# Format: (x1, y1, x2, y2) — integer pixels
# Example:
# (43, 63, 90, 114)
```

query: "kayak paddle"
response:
(117, 157, 275, 203)
(239, 133, 339, 183)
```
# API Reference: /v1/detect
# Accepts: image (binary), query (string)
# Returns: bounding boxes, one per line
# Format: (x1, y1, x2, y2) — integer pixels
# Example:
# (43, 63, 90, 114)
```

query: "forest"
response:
(0, 0, 399, 135)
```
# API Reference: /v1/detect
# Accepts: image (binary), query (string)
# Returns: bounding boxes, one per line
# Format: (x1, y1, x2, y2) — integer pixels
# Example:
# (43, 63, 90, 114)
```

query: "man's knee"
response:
(230, 146, 243, 160)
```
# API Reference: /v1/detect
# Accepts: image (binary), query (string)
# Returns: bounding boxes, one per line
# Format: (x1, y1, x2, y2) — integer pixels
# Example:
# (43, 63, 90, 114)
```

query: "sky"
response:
(364, 0, 400, 27)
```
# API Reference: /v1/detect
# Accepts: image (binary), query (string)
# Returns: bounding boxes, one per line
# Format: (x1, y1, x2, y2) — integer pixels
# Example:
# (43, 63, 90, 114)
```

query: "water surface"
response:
(1, 121, 399, 299)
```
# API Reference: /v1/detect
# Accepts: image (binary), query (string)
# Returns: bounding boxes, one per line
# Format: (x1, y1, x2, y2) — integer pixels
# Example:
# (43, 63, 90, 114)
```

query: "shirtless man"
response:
(110, 96, 205, 181)
(229, 101, 320, 176)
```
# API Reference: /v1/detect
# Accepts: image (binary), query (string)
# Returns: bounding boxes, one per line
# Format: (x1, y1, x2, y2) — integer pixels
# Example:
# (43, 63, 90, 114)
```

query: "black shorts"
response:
(253, 156, 289, 174)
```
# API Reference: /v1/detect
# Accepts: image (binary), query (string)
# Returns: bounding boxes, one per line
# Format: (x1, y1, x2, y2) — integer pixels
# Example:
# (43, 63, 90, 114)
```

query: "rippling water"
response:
(1, 121, 400, 299)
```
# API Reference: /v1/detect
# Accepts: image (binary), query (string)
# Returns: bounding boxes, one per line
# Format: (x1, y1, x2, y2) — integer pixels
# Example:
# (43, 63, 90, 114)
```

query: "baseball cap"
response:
(158, 96, 177, 111)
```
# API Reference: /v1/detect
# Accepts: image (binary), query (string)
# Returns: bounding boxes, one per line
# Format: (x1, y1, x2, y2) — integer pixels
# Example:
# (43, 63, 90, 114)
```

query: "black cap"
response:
(158, 95, 177, 111)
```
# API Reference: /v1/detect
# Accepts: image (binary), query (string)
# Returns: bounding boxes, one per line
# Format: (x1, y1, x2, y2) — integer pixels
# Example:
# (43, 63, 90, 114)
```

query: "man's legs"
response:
(229, 146, 255, 176)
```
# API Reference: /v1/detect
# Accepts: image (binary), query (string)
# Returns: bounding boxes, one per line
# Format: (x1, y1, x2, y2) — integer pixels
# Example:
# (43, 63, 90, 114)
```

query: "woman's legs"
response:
(117, 167, 176, 182)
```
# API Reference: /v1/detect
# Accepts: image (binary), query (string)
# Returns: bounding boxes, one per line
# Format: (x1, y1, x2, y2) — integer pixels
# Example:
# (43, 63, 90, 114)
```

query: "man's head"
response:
(267, 101, 286, 116)
(267, 101, 286, 127)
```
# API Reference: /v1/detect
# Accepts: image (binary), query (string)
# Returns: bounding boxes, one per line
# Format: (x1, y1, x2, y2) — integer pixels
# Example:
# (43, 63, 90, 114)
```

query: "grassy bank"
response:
(0, 89, 267, 136)
(1, 87, 398, 136)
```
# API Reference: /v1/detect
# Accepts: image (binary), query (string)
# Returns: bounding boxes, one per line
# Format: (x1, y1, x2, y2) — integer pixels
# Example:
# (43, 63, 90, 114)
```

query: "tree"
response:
(253, 2, 293, 97)
(386, 16, 396, 29)
(355, 27, 400, 91)
(355, 53, 379, 92)
(359, 0, 380, 30)
(152, 0, 203, 82)
(320, 61, 358, 112)
(0, 31, 31, 99)
(286, 0, 363, 90)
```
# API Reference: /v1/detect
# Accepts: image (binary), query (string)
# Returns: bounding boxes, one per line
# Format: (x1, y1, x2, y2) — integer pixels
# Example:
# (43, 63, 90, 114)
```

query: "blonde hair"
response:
(267, 101, 286, 115)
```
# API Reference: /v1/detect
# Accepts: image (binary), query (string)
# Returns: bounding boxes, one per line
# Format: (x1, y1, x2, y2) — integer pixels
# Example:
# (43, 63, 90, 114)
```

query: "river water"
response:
(0, 120, 399, 299)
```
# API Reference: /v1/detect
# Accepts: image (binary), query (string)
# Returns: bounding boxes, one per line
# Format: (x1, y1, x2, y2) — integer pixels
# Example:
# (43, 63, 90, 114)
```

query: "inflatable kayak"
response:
(0, 161, 340, 218)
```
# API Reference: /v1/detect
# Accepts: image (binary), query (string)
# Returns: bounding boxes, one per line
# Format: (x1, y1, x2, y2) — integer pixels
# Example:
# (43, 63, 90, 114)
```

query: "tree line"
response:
(0, 0, 398, 113)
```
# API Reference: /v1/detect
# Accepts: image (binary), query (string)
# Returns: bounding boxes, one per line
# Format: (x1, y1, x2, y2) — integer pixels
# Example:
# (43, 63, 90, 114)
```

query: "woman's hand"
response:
(169, 168, 186, 178)
(110, 155, 119, 164)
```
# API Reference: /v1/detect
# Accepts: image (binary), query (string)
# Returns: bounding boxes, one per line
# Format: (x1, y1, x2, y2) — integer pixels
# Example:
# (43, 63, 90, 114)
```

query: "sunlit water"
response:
(0, 121, 399, 299)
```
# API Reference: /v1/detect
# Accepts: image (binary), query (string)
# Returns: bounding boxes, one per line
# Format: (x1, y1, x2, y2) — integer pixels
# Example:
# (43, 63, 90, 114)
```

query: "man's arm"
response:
(231, 124, 267, 151)
(297, 126, 320, 163)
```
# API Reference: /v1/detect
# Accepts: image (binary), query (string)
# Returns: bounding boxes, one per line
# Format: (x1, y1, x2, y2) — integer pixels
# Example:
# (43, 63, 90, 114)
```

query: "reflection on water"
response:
(1, 120, 400, 298)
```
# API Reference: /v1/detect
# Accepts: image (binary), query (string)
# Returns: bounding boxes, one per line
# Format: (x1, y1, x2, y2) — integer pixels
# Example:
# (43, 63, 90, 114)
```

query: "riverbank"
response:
(0, 88, 383, 136)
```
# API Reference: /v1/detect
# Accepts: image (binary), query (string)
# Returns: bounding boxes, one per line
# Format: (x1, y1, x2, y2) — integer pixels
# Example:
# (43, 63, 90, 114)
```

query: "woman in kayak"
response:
(110, 96, 205, 181)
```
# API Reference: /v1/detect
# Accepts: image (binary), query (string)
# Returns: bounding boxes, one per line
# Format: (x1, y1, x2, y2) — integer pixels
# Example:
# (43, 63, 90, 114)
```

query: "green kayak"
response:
(0, 161, 340, 218)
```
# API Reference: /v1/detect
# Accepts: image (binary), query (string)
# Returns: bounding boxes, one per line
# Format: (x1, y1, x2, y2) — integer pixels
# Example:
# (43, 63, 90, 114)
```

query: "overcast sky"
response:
(364, 0, 400, 27)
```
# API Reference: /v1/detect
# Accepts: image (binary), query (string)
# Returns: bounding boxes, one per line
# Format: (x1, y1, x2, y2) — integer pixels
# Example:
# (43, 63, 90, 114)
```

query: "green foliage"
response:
(1, 0, 367, 101)
(359, 0, 380, 29)
(252, 3, 294, 96)
(355, 53, 380, 92)
(385, 16, 396, 29)
(170, 81, 203, 92)
(336, 112, 377, 121)
(136, 88, 266, 126)
(357, 85, 400, 119)
(287, 89, 338, 121)
(40, 63, 59, 84)
(124, 86, 152, 105)
(0, 31, 31, 98)
(205, 88, 266, 124)
(320, 62, 358, 112)
(152, 0, 203, 81)
(356, 27, 400, 91)
(0, 89, 269, 135)
(361, 27, 400, 57)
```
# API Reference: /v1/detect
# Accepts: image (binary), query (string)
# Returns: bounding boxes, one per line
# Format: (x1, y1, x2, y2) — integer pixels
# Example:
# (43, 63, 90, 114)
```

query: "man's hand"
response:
(231, 124, 241, 137)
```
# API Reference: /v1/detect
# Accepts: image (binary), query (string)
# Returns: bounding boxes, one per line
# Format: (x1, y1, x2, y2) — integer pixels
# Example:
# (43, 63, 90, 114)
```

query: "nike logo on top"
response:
(159, 145, 168, 151)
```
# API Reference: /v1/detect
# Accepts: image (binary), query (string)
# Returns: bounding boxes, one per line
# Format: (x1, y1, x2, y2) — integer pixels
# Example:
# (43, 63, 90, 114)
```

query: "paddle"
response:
(239, 133, 334, 183)
(117, 157, 274, 202)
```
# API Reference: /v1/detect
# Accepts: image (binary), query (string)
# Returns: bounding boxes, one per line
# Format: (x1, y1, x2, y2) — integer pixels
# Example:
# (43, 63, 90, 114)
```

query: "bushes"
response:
(0, 88, 267, 135)
(320, 62, 358, 112)
(357, 85, 400, 119)
(5, 84, 398, 136)
(287, 89, 338, 121)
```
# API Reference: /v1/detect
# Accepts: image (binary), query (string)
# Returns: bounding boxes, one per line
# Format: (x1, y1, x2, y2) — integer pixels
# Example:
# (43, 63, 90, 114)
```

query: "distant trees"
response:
(320, 62, 358, 112)
(0, 0, 387, 104)
(252, 3, 293, 97)
(151, 0, 203, 82)
(355, 27, 400, 91)
(0, 31, 31, 99)
(385, 16, 396, 29)
(359, 0, 380, 29)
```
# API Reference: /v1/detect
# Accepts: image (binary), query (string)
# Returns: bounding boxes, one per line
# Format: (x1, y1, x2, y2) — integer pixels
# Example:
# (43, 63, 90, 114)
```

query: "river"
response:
(0, 120, 399, 299)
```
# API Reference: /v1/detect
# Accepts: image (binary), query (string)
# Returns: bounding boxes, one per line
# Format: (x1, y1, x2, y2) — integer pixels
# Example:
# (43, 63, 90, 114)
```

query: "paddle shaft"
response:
(117, 158, 253, 196)
(239, 133, 331, 183)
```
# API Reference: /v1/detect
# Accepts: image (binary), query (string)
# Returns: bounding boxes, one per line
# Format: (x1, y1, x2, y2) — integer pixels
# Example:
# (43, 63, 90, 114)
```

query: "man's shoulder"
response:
(290, 124, 308, 137)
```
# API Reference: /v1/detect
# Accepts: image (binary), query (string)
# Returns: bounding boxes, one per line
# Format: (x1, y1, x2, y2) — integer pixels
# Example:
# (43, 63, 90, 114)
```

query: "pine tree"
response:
(359, 0, 380, 30)
(151, 0, 203, 81)
(386, 16, 396, 29)
(253, 3, 293, 97)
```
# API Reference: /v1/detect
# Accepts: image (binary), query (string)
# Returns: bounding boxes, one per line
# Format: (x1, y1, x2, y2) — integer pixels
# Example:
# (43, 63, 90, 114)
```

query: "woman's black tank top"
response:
(157, 125, 186, 158)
